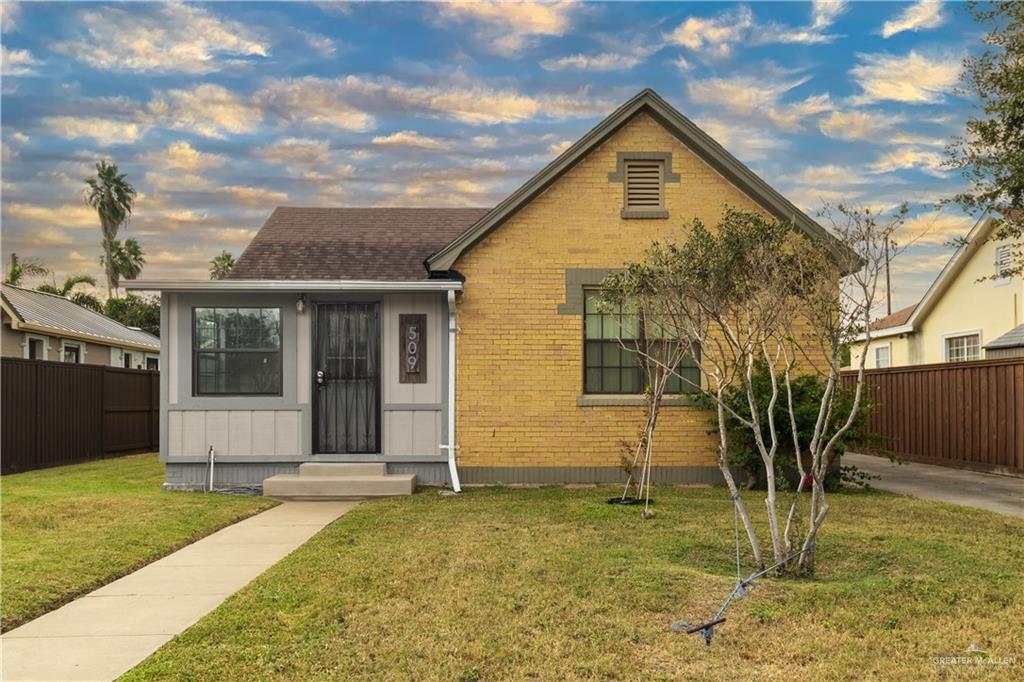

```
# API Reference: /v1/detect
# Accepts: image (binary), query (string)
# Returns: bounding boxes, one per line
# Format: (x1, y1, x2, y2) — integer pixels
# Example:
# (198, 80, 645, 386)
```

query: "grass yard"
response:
(1, 453, 276, 629)
(123, 485, 1023, 681)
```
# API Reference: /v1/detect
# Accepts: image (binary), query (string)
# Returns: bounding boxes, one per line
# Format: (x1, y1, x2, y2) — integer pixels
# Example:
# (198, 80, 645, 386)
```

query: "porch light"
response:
(295, 294, 306, 314)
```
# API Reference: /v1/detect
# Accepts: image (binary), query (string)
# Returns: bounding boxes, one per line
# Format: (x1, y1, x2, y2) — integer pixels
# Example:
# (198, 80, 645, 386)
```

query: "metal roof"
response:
(1, 284, 160, 350)
(985, 322, 1024, 350)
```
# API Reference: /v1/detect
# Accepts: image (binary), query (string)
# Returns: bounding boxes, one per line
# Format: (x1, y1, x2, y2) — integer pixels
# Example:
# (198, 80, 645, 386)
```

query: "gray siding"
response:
(164, 461, 450, 490)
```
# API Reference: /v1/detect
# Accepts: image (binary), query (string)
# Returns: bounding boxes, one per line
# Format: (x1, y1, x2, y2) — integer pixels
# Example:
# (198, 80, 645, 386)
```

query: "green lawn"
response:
(123, 485, 1023, 681)
(1, 453, 276, 629)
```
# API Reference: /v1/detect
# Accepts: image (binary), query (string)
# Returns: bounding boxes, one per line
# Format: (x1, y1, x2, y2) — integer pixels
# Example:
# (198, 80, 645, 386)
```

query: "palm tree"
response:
(36, 274, 103, 311)
(210, 251, 236, 280)
(4, 253, 49, 285)
(100, 237, 146, 296)
(84, 161, 137, 297)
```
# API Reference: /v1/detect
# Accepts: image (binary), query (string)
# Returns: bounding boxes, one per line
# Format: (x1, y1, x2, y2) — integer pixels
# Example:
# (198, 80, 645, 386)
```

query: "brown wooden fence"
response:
(842, 357, 1024, 475)
(1, 358, 159, 474)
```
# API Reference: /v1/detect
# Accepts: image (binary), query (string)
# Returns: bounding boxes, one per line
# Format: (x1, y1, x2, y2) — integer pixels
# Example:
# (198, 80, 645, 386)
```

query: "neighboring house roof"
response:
(1, 284, 160, 351)
(427, 88, 853, 272)
(869, 304, 917, 331)
(229, 207, 490, 282)
(857, 214, 998, 341)
(985, 322, 1024, 350)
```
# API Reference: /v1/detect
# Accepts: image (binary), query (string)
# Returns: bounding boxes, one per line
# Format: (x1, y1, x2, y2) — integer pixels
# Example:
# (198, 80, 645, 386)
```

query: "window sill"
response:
(577, 394, 699, 407)
(620, 209, 668, 220)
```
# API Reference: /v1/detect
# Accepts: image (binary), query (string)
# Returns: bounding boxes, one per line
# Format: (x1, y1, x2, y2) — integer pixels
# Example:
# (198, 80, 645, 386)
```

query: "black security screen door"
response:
(314, 303, 381, 454)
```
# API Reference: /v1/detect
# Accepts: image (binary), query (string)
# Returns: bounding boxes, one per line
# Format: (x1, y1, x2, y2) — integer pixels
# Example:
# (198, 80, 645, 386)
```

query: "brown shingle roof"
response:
(869, 303, 916, 331)
(228, 207, 491, 281)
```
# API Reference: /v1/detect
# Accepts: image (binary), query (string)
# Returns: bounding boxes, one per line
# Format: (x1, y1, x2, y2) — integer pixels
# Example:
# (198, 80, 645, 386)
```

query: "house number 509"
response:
(399, 314, 427, 384)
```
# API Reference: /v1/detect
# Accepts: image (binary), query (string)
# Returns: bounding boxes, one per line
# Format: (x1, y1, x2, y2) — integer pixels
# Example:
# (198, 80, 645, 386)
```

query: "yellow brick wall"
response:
(453, 112, 781, 470)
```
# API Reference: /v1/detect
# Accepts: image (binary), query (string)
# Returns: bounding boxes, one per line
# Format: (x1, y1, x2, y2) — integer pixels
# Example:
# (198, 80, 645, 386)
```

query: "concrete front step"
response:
(299, 462, 387, 477)
(263, 474, 416, 500)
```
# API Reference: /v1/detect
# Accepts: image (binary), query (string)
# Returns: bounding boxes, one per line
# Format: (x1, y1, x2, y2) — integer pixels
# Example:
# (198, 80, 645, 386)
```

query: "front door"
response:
(314, 303, 381, 454)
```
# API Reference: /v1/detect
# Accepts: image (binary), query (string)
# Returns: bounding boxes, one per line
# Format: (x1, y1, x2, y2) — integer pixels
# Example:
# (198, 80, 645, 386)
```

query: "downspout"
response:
(441, 289, 462, 492)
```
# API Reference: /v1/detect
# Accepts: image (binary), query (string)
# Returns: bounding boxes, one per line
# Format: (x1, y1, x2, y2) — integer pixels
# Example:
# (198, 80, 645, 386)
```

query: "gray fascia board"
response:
(427, 88, 857, 273)
(127, 279, 464, 293)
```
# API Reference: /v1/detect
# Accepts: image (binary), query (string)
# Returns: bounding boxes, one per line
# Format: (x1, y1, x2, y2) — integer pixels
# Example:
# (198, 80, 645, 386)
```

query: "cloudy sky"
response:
(1, 1, 985, 311)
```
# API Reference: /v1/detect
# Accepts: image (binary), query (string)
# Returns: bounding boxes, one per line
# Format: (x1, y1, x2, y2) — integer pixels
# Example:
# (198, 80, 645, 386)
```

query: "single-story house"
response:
(129, 88, 844, 495)
(849, 214, 1021, 368)
(984, 322, 1024, 358)
(1, 284, 160, 368)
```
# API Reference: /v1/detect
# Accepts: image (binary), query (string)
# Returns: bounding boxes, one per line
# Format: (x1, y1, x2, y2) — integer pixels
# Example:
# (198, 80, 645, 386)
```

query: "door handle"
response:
(316, 370, 326, 386)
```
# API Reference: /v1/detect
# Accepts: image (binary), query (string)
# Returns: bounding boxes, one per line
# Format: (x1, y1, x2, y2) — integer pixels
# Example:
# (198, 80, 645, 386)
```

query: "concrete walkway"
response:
(1, 500, 358, 682)
(845, 453, 1023, 519)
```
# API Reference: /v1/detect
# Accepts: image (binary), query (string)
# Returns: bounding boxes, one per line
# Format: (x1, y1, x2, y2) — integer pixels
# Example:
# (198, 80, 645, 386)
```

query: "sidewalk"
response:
(1, 500, 358, 682)
(845, 453, 1023, 519)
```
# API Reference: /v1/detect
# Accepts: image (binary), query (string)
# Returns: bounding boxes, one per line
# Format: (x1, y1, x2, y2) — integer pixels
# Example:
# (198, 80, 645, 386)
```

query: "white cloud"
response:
(1, 2, 21, 33)
(148, 84, 263, 138)
(372, 130, 445, 149)
(687, 74, 832, 131)
(547, 140, 572, 156)
(667, 6, 753, 57)
(881, 1, 945, 39)
(41, 116, 145, 146)
(3, 202, 98, 228)
(255, 137, 331, 165)
(210, 227, 258, 245)
(224, 185, 289, 207)
(437, 1, 576, 56)
(781, 165, 872, 187)
(869, 147, 947, 176)
(818, 109, 904, 142)
(541, 45, 659, 72)
(143, 141, 225, 174)
(259, 75, 609, 127)
(669, 2, 846, 56)
(850, 51, 960, 104)
(257, 77, 376, 132)
(52, 2, 268, 74)
(898, 211, 973, 247)
(1, 45, 40, 76)
(300, 30, 336, 57)
(693, 118, 785, 162)
(472, 135, 498, 148)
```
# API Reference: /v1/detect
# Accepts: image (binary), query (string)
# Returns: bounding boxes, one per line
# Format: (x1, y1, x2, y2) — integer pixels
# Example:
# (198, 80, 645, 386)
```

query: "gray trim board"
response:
(621, 209, 669, 220)
(576, 394, 699, 407)
(166, 454, 447, 464)
(383, 403, 443, 411)
(163, 461, 450, 490)
(427, 88, 855, 272)
(607, 151, 680, 182)
(557, 268, 620, 315)
(459, 466, 740, 485)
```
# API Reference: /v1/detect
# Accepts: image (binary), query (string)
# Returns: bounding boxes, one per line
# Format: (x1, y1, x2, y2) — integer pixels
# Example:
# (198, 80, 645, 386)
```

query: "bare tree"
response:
(603, 205, 904, 574)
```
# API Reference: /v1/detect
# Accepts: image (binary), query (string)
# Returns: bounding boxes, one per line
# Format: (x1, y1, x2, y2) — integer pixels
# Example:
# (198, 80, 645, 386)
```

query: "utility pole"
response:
(884, 238, 892, 316)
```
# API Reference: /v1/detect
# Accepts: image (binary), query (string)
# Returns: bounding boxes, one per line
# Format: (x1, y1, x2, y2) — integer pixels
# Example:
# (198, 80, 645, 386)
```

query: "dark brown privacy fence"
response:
(842, 357, 1024, 475)
(1, 358, 158, 474)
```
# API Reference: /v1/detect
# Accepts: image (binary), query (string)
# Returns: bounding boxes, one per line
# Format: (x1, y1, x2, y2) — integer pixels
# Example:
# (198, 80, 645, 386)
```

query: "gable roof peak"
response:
(427, 88, 850, 272)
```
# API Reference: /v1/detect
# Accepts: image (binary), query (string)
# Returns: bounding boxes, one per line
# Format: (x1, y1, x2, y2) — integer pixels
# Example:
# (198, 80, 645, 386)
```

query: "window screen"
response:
(583, 291, 699, 394)
(193, 307, 282, 395)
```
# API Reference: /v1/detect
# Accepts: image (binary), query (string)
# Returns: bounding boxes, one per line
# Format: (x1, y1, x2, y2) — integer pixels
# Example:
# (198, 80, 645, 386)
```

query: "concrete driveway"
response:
(844, 453, 1023, 519)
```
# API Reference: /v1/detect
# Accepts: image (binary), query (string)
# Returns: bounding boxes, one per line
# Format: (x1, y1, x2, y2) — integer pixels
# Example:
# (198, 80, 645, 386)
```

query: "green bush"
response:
(699, 363, 874, 491)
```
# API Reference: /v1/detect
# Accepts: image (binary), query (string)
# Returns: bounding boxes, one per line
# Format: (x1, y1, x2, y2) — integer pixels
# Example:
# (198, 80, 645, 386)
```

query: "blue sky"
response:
(1, 1, 985, 311)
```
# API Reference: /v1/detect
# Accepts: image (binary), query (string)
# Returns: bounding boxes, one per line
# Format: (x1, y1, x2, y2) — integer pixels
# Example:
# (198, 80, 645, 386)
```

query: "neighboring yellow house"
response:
(850, 215, 1022, 368)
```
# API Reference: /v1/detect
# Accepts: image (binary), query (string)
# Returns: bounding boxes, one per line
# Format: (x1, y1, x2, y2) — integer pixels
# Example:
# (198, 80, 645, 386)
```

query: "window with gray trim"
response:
(193, 307, 282, 395)
(583, 291, 699, 394)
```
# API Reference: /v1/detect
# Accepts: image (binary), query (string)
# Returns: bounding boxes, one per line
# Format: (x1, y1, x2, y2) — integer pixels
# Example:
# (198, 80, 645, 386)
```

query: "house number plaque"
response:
(399, 314, 427, 384)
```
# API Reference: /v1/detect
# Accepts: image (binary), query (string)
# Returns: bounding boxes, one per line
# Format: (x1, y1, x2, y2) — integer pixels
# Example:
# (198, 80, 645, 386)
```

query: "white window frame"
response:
(873, 342, 892, 369)
(60, 339, 84, 364)
(23, 333, 49, 360)
(942, 330, 982, 363)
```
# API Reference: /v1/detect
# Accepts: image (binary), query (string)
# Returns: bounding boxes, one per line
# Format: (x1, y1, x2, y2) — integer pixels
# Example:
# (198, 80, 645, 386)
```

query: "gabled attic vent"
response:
(624, 159, 664, 209)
